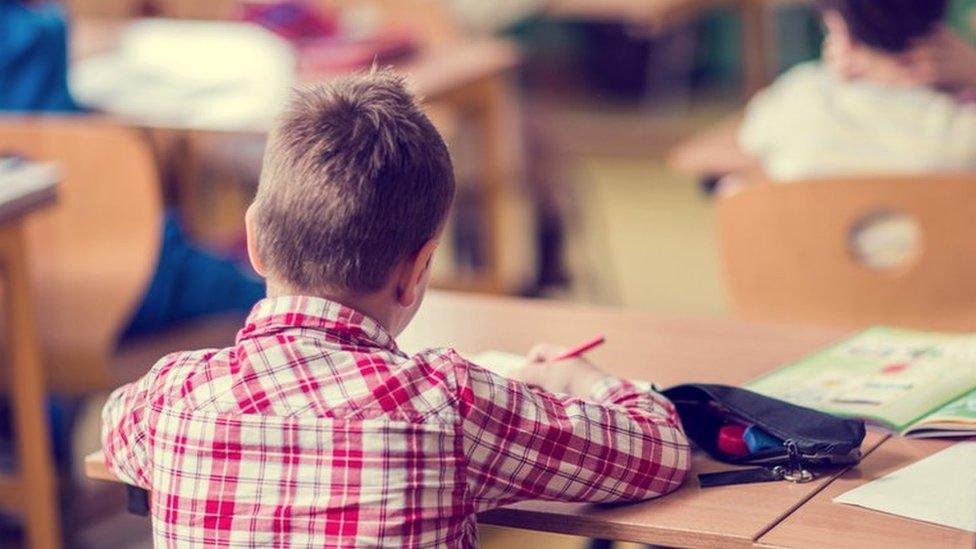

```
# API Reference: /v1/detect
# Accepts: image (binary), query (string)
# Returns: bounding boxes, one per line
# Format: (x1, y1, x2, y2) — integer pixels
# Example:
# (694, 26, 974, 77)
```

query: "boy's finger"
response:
(527, 344, 564, 361)
(527, 344, 551, 362)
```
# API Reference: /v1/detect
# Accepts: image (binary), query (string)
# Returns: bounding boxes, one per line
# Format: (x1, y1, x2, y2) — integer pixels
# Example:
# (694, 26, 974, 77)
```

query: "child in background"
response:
(101, 71, 690, 547)
(739, 0, 976, 181)
(0, 0, 79, 112)
(1, 0, 265, 336)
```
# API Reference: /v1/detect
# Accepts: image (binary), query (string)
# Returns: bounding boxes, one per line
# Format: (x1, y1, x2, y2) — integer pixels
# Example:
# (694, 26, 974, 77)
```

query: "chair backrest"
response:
(717, 173, 976, 331)
(0, 118, 162, 393)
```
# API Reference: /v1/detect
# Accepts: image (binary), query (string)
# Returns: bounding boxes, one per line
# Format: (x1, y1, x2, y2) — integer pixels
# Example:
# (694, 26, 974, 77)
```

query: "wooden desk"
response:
(0, 169, 61, 548)
(404, 293, 876, 546)
(71, 19, 520, 126)
(476, 434, 885, 547)
(546, 0, 811, 97)
(758, 437, 976, 548)
(87, 291, 879, 547)
(404, 292, 842, 386)
(84, 432, 882, 547)
(85, 451, 117, 483)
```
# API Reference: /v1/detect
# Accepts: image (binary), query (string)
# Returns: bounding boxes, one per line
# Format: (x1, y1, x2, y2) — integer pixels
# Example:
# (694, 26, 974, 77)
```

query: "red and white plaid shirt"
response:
(103, 296, 690, 548)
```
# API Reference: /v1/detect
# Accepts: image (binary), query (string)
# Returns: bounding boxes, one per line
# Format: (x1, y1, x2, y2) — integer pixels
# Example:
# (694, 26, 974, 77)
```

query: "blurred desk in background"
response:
(71, 18, 526, 294)
(0, 164, 61, 549)
(71, 19, 520, 125)
(547, 0, 811, 97)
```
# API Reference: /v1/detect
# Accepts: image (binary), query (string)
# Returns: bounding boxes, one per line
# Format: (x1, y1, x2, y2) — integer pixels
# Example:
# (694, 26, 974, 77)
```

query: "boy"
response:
(739, 0, 976, 181)
(102, 71, 690, 547)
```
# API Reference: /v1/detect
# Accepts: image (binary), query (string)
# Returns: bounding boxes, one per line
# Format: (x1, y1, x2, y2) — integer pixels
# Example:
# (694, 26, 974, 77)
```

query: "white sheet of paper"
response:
(833, 442, 976, 532)
(0, 159, 59, 203)
(467, 350, 527, 378)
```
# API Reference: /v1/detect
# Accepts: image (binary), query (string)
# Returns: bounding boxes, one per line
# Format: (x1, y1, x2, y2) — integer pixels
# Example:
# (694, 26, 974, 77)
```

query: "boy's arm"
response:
(668, 114, 763, 179)
(455, 353, 691, 511)
(100, 357, 172, 489)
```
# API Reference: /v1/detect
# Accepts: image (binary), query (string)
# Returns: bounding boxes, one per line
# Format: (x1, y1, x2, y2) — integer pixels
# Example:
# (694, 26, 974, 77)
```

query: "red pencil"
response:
(554, 335, 606, 361)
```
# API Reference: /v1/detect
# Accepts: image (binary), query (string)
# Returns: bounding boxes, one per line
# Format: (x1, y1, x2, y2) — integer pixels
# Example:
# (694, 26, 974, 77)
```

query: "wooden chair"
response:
(0, 118, 245, 395)
(0, 118, 249, 544)
(717, 173, 976, 331)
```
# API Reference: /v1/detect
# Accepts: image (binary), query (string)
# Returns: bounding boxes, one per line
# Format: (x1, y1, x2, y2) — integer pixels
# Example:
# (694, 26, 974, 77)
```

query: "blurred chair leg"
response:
(0, 224, 62, 549)
(51, 395, 89, 537)
(740, 0, 774, 97)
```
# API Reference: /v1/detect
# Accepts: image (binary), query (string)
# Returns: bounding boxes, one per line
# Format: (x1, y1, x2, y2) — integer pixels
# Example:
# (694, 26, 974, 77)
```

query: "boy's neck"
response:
(265, 279, 398, 333)
(836, 48, 922, 88)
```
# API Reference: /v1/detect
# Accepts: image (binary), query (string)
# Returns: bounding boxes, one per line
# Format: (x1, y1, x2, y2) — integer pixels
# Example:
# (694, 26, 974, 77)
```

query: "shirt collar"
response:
(238, 295, 400, 354)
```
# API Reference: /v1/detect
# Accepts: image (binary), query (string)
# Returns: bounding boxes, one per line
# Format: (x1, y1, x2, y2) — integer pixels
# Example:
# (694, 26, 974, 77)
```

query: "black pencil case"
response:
(661, 384, 866, 480)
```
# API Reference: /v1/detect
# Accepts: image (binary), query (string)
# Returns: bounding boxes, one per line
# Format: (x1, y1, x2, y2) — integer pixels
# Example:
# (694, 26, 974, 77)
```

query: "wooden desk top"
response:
(85, 451, 116, 483)
(478, 432, 887, 547)
(757, 437, 976, 549)
(403, 292, 844, 387)
(88, 291, 860, 547)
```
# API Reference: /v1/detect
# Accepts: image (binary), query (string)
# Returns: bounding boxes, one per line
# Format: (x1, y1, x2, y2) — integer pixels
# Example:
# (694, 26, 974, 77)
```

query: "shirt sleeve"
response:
(100, 355, 176, 489)
(454, 355, 691, 511)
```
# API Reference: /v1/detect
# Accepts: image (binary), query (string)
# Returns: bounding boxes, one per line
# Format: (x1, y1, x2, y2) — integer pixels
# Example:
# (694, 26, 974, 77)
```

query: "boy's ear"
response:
(245, 204, 268, 278)
(396, 238, 439, 307)
(823, 10, 854, 50)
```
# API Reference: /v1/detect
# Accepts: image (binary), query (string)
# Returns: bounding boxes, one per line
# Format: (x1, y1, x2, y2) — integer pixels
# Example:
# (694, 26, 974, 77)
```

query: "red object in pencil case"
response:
(718, 424, 750, 457)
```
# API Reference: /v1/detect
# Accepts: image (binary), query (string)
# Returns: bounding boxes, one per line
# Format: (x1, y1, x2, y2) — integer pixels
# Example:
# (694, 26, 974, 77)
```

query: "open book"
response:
(747, 327, 976, 438)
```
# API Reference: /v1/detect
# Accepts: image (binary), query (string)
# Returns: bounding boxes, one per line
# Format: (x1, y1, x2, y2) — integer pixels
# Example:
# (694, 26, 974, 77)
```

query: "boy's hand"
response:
(901, 26, 976, 92)
(509, 344, 611, 398)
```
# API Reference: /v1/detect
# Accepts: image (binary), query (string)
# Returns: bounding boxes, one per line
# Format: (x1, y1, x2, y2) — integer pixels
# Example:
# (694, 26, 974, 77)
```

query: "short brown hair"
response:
(815, 0, 948, 52)
(254, 70, 455, 293)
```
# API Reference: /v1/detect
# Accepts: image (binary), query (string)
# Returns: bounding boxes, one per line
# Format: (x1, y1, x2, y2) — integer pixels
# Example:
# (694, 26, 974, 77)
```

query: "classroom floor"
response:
(543, 98, 730, 317)
(563, 153, 727, 316)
